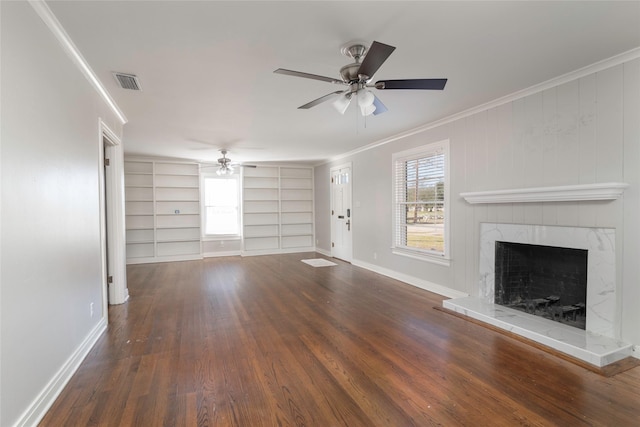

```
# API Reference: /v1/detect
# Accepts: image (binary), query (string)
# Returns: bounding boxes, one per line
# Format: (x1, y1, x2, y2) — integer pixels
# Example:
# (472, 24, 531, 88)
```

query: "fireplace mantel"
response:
(460, 182, 628, 204)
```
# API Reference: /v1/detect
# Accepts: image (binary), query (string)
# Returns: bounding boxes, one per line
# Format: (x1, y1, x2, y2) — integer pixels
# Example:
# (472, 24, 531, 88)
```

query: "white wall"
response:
(315, 56, 640, 347)
(1, 2, 123, 426)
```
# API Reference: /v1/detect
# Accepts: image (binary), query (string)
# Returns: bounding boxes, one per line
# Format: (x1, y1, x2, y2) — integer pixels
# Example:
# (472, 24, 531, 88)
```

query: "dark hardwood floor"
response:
(40, 253, 640, 426)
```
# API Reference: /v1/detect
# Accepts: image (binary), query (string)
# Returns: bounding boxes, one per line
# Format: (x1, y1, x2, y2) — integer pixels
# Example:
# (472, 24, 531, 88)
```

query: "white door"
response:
(330, 164, 352, 262)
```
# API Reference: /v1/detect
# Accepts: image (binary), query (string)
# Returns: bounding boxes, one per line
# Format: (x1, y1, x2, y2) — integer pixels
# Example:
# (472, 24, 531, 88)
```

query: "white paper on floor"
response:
(301, 258, 337, 267)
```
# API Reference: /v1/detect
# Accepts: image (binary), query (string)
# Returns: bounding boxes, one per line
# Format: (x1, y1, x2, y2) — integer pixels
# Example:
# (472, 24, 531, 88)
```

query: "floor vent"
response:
(113, 72, 142, 91)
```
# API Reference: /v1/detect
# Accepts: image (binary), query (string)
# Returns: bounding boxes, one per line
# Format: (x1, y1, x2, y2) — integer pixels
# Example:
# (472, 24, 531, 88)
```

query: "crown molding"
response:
(28, 0, 127, 124)
(321, 46, 640, 166)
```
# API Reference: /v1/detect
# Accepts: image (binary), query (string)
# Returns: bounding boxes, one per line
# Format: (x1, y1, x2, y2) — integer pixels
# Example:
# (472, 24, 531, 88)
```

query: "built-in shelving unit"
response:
(242, 166, 314, 255)
(125, 159, 202, 264)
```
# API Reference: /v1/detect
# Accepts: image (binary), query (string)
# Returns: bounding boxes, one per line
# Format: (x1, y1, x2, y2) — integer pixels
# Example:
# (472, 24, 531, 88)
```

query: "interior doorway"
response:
(99, 120, 128, 310)
(330, 163, 352, 262)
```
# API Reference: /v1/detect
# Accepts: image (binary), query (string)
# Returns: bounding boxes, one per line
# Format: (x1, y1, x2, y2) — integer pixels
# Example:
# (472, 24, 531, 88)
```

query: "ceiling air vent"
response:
(113, 72, 142, 91)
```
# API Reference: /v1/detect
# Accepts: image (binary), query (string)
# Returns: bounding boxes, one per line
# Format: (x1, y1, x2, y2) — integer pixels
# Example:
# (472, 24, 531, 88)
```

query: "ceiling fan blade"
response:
(357, 41, 396, 79)
(298, 91, 346, 109)
(274, 68, 344, 85)
(230, 163, 257, 168)
(375, 78, 448, 90)
(372, 95, 388, 115)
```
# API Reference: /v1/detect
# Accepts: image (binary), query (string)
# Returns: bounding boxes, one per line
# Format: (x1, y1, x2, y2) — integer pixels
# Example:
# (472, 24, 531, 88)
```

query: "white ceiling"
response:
(48, 1, 640, 165)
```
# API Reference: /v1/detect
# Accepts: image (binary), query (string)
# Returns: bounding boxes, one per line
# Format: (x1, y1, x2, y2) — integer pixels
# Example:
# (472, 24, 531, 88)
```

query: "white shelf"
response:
(244, 212, 279, 225)
(244, 167, 279, 178)
(156, 187, 199, 201)
(281, 235, 313, 248)
(125, 173, 153, 187)
(244, 236, 280, 251)
(280, 167, 312, 178)
(126, 242, 154, 258)
(157, 240, 200, 256)
(244, 177, 279, 189)
(460, 182, 629, 204)
(125, 201, 153, 215)
(281, 178, 312, 189)
(281, 223, 312, 235)
(244, 200, 279, 213)
(244, 224, 279, 238)
(155, 162, 198, 175)
(124, 161, 153, 174)
(125, 188, 153, 201)
(244, 188, 279, 200)
(126, 229, 154, 243)
(281, 189, 312, 200)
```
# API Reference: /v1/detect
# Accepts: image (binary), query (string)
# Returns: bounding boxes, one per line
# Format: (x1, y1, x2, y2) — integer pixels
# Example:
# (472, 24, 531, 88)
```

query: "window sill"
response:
(391, 248, 451, 267)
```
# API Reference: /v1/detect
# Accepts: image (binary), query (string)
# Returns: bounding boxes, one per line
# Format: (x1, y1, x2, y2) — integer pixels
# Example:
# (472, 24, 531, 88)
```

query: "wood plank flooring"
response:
(40, 253, 640, 426)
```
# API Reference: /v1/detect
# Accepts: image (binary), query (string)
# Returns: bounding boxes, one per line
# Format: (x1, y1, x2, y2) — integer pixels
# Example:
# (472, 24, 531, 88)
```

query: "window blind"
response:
(393, 145, 446, 256)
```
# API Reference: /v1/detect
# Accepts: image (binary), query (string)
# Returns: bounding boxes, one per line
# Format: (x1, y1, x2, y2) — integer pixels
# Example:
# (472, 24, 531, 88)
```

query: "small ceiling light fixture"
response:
(216, 164, 234, 176)
(333, 89, 377, 116)
(216, 149, 234, 175)
(357, 90, 376, 116)
(332, 92, 353, 114)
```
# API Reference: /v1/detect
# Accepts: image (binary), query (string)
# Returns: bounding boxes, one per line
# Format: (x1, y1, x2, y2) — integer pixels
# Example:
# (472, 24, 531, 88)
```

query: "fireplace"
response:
(443, 222, 633, 367)
(475, 223, 618, 337)
(494, 241, 588, 329)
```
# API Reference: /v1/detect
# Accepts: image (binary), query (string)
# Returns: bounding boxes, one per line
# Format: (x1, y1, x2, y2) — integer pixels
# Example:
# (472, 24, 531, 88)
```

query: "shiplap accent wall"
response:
(451, 62, 633, 297)
(315, 57, 640, 347)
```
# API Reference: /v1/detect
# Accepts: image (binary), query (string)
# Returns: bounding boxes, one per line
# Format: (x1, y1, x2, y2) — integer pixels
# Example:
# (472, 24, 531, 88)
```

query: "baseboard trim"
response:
(126, 254, 203, 265)
(351, 259, 469, 299)
(13, 317, 108, 427)
(240, 247, 316, 257)
(314, 247, 331, 257)
(203, 250, 241, 258)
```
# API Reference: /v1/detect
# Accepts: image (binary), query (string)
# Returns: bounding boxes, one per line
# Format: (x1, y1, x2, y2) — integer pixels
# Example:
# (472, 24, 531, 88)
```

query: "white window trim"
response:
(391, 139, 451, 266)
(201, 173, 242, 240)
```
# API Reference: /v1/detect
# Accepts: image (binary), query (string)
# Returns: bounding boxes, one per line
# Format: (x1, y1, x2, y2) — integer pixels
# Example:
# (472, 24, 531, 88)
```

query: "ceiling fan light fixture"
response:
(216, 165, 234, 176)
(358, 90, 376, 116)
(333, 93, 352, 114)
(360, 103, 376, 116)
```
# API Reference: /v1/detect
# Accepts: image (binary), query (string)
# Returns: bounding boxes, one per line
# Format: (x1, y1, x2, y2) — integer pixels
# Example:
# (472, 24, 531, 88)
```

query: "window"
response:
(202, 175, 240, 236)
(392, 140, 450, 264)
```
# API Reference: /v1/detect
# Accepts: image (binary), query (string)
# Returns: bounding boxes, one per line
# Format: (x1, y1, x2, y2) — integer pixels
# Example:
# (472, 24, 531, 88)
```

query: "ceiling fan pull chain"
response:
(355, 99, 359, 135)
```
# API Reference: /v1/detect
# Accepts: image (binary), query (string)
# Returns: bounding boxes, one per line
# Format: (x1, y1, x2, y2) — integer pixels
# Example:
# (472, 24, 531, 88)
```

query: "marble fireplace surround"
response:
(444, 221, 633, 367)
(481, 223, 616, 335)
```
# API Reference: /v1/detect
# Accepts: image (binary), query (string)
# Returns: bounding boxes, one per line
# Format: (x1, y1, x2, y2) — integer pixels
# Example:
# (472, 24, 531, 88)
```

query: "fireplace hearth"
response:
(494, 241, 587, 329)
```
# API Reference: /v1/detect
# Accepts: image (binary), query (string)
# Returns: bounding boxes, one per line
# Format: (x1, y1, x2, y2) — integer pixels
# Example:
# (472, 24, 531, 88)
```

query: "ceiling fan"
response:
(202, 149, 257, 175)
(274, 40, 447, 116)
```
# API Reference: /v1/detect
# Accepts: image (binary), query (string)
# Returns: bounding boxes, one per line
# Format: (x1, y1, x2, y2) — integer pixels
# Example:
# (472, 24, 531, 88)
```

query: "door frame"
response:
(330, 162, 353, 262)
(98, 119, 128, 311)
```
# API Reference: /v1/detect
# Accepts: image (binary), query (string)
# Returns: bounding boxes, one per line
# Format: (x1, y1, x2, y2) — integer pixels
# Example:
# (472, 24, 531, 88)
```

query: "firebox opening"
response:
(495, 241, 588, 330)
